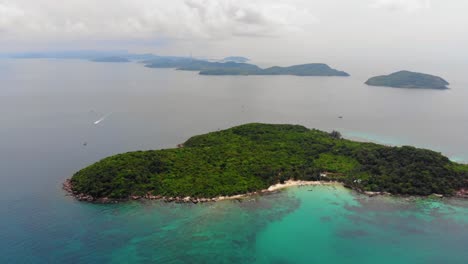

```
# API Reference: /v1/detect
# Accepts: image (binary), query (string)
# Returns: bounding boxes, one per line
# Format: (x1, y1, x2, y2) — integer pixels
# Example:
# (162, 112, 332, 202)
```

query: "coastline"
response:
(63, 179, 342, 204)
(266, 180, 340, 192)
(216, 180, 342, 201)
(63, 179, 466, 204)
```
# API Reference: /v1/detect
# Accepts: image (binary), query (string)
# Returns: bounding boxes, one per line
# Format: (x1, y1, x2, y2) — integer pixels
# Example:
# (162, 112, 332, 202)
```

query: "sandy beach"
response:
(215, 180, 341, 201)
(266, 180, 340, 192)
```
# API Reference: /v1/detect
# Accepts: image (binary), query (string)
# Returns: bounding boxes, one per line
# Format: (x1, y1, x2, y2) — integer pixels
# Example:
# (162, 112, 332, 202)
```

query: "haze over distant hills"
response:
(3, 50, 348, 77)
(219, 56, 250, 63)
(2, 50, 242, 64)
(1, 50, 163, 61)
(4, 50, 132, 60)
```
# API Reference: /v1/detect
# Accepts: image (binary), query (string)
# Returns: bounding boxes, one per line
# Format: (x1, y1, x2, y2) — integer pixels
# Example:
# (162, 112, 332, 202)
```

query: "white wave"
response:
(93, 112, 112, 125)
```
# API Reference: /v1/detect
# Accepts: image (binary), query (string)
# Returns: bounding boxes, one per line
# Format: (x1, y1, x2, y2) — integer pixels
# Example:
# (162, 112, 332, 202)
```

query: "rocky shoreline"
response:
(63, 179, 466, 204)
(345, 183, 454, 199)
(456, 188, 468, 198)
(63, 179, 272, 204)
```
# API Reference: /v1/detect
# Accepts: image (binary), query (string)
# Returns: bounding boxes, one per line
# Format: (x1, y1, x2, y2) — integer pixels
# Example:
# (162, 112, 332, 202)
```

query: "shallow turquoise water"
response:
(256, 186, 468, 264)
(3, 185, 466, 263)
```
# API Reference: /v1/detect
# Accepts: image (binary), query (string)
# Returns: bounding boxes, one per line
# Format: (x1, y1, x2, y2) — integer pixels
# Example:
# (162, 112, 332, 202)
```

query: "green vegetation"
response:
(220, 56, 250, 63)
(142, 57, 195, 68)
(198, 63, 349, 76)
(258, 63, 349, 76)
(144, 59, 349, 77)
(365, 71, 449, 89)
(71, 123, 467, 199)
(180, 61, 262, 74)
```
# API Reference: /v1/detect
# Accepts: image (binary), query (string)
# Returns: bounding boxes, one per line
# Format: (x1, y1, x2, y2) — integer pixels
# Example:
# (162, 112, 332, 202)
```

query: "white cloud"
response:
(0, 0, 317, 42)
(0, 2, 25, 33)
(371, 0, 431, 12)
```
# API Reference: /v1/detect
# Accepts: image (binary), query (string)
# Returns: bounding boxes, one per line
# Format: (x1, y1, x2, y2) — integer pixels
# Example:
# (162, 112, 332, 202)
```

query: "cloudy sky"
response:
(1, 0, 467, 64)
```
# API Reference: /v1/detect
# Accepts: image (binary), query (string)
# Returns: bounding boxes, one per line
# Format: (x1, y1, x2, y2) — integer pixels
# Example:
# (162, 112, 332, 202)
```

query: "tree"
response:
(329, 130, 342, 139)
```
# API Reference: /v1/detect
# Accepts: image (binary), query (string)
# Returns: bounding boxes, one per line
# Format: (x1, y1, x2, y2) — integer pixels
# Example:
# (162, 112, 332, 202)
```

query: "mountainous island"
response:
(145, 58, 350, 76)
(67, 123, 467, 202)
(6, 51, 348, 77)
(220, 56, 250, 63)
(365, 71, 449, 89)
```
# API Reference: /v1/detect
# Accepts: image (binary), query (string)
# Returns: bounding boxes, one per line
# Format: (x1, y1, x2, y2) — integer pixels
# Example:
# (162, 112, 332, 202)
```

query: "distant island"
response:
(140, 56, 195, 68)
(198, 63, 350, 76)
(91, 56, 131, 63)
(66, 123, 467, 203)
(5, 50, 158, 61)
(5, 50, 349, 77)
(178, 61, 262, 75)
(219, 56, 250, 63)
(365, 71, 449, 89)
(145, 59, 350, 76)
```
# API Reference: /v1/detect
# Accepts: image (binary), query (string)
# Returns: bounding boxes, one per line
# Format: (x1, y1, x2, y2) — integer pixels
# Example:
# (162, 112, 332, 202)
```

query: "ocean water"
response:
(256, 186, 468, 264)
(2, 186, 467, 263)
(0, 59, 467, 263)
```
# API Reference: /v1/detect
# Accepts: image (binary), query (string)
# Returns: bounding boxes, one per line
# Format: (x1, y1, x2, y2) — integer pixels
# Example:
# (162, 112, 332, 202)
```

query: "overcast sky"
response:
(1, 0, 467, 64)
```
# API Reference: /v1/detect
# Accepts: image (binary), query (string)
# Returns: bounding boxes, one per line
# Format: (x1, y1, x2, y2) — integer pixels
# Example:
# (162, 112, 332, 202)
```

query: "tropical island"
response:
(365, 71, 449, 89)
(145, 59, 350, 76)
(177, 61, 262, 74)
(220, 56, 250, 63)
(6, 50, 349, 77)
(200, 63, 350, 76)
(89, 55, 349, 76)
(66, 123, 468, 203)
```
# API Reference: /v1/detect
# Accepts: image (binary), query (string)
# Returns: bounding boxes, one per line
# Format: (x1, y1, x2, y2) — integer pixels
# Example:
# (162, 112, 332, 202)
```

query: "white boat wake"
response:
(94, 112, 113, 125)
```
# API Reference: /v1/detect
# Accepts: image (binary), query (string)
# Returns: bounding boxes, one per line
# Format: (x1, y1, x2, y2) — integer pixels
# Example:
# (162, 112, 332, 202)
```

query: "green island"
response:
(68, 123, 468, 202)
(177, 61, 262, 74)
(220, 56, 250, 63)
(145, 58, 349, 76)
(199, 63, 350, 76)
(365, 71, 449, 89)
